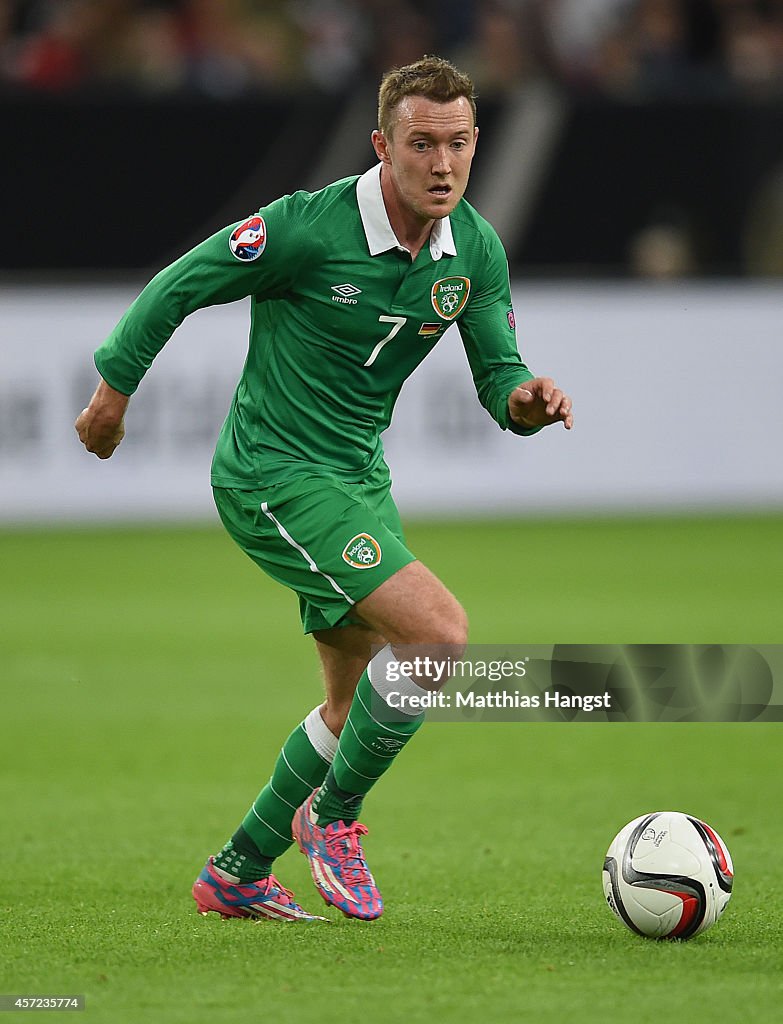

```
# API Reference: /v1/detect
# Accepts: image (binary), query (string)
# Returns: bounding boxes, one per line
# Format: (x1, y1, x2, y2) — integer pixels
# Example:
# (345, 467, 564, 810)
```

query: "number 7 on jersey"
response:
(364, 316, 407, 368)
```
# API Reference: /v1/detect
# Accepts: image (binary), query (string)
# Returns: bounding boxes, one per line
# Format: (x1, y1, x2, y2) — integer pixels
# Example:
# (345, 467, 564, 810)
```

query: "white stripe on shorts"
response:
(260, 501, 354, 605)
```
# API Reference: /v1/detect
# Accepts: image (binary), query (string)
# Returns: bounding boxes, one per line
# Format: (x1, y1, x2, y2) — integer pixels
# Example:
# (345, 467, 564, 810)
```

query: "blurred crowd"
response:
(1, 0, 783, 99)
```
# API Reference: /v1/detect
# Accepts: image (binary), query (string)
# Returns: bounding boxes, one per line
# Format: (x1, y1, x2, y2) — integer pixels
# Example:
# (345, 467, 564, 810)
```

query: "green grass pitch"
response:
(2, 513, 782, 1023)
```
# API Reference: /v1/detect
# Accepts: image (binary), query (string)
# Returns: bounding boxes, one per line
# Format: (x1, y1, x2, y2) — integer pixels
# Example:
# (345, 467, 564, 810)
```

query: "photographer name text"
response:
(386, 690, 612, 713)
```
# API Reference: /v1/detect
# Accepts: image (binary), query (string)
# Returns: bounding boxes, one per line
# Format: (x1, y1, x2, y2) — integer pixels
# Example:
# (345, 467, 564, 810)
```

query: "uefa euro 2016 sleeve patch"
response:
(229, 215, 267, 261)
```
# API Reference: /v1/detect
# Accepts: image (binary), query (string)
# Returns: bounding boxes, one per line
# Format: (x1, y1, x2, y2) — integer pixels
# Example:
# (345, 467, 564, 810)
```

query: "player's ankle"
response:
(312, 772, 364, 826)
(212, 833, 275, 883)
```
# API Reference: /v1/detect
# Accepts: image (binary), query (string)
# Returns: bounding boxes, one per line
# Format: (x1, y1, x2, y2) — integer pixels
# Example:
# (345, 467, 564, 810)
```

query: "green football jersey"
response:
(95, 164, 538, 487)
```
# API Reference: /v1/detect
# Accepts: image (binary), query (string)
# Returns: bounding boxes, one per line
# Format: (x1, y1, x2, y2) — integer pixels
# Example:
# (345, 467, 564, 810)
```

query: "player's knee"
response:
(446, 602, 469, 652)
(428, 597, 468, 655)
(400, 590, 468, 651)
(357, 561, 468, 652)
(380, 595, 467, 690)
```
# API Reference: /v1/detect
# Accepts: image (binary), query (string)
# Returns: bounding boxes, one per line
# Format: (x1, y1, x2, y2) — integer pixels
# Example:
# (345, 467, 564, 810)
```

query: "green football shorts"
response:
(213, 464, 416, 634)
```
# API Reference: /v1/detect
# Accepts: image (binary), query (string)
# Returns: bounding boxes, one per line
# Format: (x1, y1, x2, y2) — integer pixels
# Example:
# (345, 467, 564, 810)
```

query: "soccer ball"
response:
(602, 811, 733, 940)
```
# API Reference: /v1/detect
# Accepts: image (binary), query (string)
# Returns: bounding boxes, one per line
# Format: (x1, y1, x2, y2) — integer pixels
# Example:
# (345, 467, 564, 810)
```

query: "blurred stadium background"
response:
(2, 0, 783, 522)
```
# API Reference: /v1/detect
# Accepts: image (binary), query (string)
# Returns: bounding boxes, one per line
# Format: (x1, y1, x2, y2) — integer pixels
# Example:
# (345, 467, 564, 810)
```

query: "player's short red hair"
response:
(378, 55, 477, 138)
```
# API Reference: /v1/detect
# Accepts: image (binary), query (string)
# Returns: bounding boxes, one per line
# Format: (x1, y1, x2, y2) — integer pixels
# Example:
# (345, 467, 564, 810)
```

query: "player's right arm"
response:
(75, 377, 129, 460)
(76, 199, 307, 458)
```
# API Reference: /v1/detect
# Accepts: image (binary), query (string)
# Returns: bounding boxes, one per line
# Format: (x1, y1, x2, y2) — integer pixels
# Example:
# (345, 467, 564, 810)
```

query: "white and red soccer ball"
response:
(602, 811, 733, 940)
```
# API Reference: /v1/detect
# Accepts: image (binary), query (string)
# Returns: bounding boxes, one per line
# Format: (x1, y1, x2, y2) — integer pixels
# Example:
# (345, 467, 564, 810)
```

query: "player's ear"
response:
(372, 129, 391, 164)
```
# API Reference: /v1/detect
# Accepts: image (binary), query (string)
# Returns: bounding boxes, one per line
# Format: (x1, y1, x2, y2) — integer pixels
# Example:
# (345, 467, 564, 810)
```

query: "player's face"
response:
(373, 95, 478, 224)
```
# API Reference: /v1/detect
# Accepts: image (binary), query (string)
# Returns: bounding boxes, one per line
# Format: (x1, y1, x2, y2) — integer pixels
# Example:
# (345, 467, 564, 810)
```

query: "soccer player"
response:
(76, 56, 573, 922)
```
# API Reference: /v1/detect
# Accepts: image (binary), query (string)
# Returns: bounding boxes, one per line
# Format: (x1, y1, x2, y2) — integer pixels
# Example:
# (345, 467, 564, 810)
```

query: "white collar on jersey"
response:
(356, 162, 457, 261)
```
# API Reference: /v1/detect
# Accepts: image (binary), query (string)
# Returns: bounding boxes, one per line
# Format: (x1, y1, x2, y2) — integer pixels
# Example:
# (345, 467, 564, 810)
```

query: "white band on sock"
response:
(303, 706, 339, 763)
(367, 644, 430, 716)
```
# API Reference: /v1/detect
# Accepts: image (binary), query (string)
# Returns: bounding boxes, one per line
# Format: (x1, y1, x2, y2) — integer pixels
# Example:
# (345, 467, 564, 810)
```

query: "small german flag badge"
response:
(418, 322, 441, 337)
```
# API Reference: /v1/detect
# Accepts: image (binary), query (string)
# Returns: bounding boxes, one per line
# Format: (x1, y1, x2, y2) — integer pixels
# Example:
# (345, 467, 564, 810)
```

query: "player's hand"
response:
(75, 378, 129, 459)
(508, 377, 573, 430)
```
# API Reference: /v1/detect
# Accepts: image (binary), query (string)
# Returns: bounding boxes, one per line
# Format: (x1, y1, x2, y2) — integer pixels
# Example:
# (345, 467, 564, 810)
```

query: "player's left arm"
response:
(508, 377, 574, 431)
(457, 231, 573, 434)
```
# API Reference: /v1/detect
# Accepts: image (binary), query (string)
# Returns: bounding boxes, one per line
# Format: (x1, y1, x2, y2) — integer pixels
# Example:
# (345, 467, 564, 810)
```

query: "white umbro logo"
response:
(331, 283, 362, 305)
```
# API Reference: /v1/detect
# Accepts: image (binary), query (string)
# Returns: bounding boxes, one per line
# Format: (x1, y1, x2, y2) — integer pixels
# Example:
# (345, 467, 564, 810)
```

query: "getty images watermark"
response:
(383, 653, 611, 714)
(369, 644, 783, 723)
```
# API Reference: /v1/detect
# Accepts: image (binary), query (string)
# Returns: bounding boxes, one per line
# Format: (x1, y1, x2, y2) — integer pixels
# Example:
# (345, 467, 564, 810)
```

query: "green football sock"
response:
(311, 766, 365, 825)
(215, 708, 338, 876)
(313, 656, 425, 826)
(212, 828, 275, 882)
